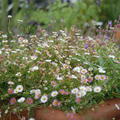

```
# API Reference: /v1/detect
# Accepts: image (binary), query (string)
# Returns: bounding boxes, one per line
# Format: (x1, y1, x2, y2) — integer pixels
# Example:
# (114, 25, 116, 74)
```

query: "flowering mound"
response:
(0, 30, 120, 118)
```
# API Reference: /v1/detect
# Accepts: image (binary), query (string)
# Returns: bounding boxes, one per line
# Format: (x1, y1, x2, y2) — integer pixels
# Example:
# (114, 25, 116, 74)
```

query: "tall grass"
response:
(100, 0, 120, 22)
(0, 0, 19, 33)
(1, 0, 8, 32)
(12, 0, 19, 18)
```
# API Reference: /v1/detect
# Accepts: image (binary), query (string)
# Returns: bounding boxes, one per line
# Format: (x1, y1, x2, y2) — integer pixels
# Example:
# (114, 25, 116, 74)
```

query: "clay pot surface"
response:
(1, 99, 120, 120)
(35, 107, 84, 120)
(35, 99, 120, 120)
(81, 98, 120, 120)
(114, 26, 120, 44)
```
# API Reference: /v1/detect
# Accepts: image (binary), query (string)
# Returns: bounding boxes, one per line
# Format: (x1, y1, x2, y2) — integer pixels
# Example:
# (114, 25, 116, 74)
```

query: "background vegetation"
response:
(0, 0, 120, 33)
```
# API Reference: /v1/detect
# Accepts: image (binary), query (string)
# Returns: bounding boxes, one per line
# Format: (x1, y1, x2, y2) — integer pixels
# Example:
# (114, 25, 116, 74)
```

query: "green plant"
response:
(15, 0, 100, 32)
(0, 0, 8, 32)
(0, 29, 120, 117)
(100, 0, 120, 22)
(0, 0, 32, 34)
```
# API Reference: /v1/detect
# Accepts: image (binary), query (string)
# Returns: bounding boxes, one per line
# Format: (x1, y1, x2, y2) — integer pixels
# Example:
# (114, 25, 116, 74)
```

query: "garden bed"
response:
(0, 29, 120, 120)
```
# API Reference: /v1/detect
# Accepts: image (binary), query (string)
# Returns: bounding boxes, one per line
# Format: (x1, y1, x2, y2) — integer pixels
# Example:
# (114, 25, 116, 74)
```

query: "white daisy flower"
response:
(81, 69, 88, 74)
(35, 89, 41, 94)
(30, 89, 36, 94)
(56, 75, 63, 81)
(88, 67, 93, 71)
(71, 88, 79, 94)
(35, 50, 41, 54)
(73, 66, 82, 73)
(51, 62, 58, 66)
(108, 55, 115, 59)
(79, 86, 86, 91)
(81, 75, 86, 80)
(2, 34, 7, 38)
(14, 89, 19, 94)
(95, 22, 103, 26)
(40, 95, 48, 103)
(30, 89, 41, 95)
(11, 51, 17, 53)
(51, 91, 58, 97)
(70, 75, 77, 79)
(94, 86, 102, 93)
(44, 87, 48, 90)
(76, 92, 82, 98)
(17, 97, 25, 103)
(35, 92, 41, 100)
(86, 86, 92, 92)
(80, 90, 86, 97)
(8, 81, 14, 85)
(16, 72, 22, 77)
(98, 67, 106, 73)
(16, 85, 24, 93)
(30, 55, 38, 60)
(95, 75, 101, 80)
(23, 57, 28, 60)
(100, 75, 107, 80)
(84, 52, 90, 55)
(45, 59, 52, 62)
(30, 66, 39, 71)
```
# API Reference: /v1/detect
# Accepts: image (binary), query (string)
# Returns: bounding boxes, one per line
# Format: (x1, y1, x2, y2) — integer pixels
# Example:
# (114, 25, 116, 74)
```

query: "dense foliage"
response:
(15, 0, 100, 31)
(100, 0, 120, 22)
(0, 0, 120, 33)
(0, 0, 120, 119)
(0, 0, 100, 33)
(0, 29, 120, 117)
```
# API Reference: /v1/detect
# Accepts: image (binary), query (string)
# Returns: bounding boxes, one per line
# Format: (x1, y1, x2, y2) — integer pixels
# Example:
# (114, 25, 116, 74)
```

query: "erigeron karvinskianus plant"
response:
(0, 30, 120, 118)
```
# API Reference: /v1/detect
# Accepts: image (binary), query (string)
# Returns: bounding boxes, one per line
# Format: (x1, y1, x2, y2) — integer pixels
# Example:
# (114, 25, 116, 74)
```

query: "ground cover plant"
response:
(0, 28, 120, 118)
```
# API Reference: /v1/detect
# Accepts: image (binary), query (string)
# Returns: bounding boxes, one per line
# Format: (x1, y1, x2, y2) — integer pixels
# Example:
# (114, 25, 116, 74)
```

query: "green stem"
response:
(12, 0, 19, 17)
(1, 0, 8, 33)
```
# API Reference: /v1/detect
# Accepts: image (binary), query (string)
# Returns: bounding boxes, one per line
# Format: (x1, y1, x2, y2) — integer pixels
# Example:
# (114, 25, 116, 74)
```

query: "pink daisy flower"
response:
(9, 97, 16, 105)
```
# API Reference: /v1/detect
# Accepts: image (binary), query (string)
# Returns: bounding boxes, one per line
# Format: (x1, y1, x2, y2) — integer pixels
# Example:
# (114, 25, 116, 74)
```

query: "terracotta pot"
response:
(81, 98, 120, 120)
(35, 107, 84, 120)
(0, 110, 28, 120)
(35, 99, 120, 120)
(1, 99, 120, 120)
(114, 31, 120, 44)
(114, 24, 120, 44)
